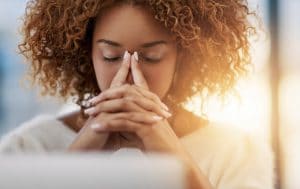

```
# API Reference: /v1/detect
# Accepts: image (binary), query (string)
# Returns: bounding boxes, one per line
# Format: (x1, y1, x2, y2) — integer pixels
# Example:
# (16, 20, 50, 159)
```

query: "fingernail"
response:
(133, 51, 139, 61)
(88, 97, 97, 105)
(84, 107, 95, 115)
(152, 115, 163, 121)
(161, 103, 169, 111)
(88, 95, 102, 105)
(163, 111, 172, 118)
(123, 51, 130, 60)
(83, 100, 93, 108)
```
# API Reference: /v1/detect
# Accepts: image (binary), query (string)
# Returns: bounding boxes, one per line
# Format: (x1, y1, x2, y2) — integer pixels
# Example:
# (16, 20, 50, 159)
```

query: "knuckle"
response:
(120, 99, 130, 108)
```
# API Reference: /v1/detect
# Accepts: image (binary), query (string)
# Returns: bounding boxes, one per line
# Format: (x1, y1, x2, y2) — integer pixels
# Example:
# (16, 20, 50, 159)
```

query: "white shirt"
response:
(0, 114, 274, 189)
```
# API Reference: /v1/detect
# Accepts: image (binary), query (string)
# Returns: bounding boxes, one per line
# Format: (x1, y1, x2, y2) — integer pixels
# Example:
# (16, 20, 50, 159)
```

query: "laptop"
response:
(0, 151, 186, 189)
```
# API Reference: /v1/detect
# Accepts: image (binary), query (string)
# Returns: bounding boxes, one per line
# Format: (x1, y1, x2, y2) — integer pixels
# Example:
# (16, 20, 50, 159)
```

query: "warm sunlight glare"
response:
(185, 75, 271, 133)
(185, 33, 271, 133)
(279, 72, 300, 188)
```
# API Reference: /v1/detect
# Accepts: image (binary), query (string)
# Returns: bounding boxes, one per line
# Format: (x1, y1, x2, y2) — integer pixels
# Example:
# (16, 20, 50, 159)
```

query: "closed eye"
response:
(103, 56, 161, 63)
(103, 56, 122, 62)
(141, 56, 161, 63)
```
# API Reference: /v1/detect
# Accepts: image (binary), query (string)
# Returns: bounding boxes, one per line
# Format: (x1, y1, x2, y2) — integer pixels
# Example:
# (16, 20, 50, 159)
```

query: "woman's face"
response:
(91, 4, 177, 99)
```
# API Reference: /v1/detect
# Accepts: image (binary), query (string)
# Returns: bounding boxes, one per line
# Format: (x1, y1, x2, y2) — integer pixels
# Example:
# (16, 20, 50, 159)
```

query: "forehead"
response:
(93, 4, 174, 46)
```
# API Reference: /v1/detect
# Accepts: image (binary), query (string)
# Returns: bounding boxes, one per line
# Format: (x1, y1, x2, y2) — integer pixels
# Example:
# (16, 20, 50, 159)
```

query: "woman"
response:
(0, 0, 273, 188)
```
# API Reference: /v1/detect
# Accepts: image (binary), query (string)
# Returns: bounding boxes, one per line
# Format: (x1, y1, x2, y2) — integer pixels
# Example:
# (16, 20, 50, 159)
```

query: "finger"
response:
(91, 117, 154, 133)
(88, 83, 170, 114)
(88, 84, 133, 105)
(125, 95, 171, 118)
(130, 52, 169, 111)
(110, 51, 131, 88)
(68, 117, 110, 151)
(132, 85, 169, 111)
(84, 97, 148, 116)
(131, 51, 149, 90)
(108, 112, 163, 124)
(86, 94, 171, 118)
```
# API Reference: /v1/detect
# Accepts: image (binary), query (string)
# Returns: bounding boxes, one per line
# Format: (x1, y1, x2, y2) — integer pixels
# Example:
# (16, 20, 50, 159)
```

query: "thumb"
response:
(131, 51, 149, 90)
(110, 51, 131, 88)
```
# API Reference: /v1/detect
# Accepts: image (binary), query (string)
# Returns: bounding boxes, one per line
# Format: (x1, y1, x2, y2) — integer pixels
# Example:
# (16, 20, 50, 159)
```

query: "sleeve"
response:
(215, 133, 275, 189)
(0, 115, 76, 153)
(0, 132, 47, 153)
(0, 133, 22, 153)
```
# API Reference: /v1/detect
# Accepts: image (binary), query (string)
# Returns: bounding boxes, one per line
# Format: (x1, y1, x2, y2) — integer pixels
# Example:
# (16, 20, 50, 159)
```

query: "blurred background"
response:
(0, 0, 299, 189)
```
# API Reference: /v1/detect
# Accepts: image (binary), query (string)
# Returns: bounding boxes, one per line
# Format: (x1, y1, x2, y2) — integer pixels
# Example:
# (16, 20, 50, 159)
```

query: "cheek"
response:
(142, 61, 176, 98)
(92, 58, 119, 91)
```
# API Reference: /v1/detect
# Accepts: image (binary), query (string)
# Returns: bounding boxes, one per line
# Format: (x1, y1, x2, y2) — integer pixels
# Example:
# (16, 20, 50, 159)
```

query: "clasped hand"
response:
(83, 51, 184, 154)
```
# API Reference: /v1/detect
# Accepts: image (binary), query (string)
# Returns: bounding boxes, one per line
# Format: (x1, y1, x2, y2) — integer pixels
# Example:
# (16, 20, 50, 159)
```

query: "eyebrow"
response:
(96, 39, 167, 48)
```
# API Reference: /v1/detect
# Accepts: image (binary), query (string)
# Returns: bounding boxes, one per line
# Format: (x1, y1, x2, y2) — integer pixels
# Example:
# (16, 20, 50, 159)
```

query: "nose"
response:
(125, 70, 134, 85)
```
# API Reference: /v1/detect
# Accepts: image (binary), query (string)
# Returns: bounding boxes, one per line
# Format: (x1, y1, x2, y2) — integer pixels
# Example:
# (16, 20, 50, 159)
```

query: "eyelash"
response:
(103, 57, 121, 62)
(103, 56, 160, 63)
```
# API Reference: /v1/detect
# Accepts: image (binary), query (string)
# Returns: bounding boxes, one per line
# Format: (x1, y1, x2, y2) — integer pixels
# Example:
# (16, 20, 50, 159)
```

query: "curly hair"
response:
(19, 0, 256, 112)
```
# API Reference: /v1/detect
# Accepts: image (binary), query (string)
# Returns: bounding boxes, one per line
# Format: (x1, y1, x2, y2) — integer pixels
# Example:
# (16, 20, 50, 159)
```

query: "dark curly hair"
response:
(19, 0, 256, 113)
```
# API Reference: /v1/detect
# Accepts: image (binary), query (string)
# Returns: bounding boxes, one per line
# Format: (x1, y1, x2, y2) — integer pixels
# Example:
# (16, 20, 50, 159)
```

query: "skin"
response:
(66, 4, 213, 189)
(92, 4, 177, 98)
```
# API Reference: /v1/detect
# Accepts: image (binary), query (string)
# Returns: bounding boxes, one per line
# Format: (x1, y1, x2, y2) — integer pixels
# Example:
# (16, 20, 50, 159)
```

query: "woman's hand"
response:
(85, 84, 171, 119)
(70, 51, 213, 188)
(85, 52, 185, 155)
(68, 51, 133, 151)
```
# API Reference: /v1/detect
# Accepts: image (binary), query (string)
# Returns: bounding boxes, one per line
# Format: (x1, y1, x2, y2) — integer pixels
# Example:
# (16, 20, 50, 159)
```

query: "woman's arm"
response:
(89, 52, 214, 188)
(68, 51, 168, 152)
